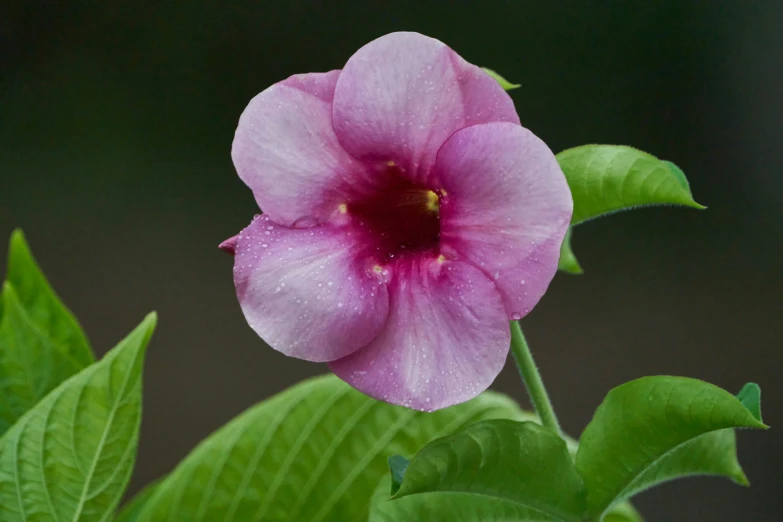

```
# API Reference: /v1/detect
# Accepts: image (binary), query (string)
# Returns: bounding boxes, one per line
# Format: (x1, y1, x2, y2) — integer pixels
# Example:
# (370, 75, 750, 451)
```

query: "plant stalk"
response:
(509, 320, 561, 435)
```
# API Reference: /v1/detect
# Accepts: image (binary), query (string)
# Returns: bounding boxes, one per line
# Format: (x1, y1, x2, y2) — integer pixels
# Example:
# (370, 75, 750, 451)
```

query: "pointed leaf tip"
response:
(576, 376, 766, 518)
(557, 145, 705, 224)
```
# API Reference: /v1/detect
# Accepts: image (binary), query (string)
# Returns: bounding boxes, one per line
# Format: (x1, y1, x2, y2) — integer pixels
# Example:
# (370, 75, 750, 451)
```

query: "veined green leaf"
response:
(0, 282, 86, 435)
(3, 229, 94, 366)
(0, 312, 155, 522)
(371, 420, 586, 521)
(556, 145, 705, 225)
(575, 376, 766, 518)
(482, 67, 521, 90)
(136, 374, 533, 522)
(558, 227, 583, 275)
(376, 433, 642, 522)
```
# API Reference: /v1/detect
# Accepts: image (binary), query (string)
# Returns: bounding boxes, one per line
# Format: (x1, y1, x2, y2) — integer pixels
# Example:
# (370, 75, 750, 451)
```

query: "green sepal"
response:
(482, 67, 521, 90)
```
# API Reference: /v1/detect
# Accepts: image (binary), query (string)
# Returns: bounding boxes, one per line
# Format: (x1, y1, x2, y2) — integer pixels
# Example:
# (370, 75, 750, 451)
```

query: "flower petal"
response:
(436, 122, 573, 319)
(330, 257, 510, 411)
(233, 215, 389, 362)
(232, 71, 369, 227)
(332, 32, 519, 183)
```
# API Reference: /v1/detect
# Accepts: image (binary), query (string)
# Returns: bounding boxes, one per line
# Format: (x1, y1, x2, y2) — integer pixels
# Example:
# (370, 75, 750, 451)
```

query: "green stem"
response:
(509, 320, 561, 434)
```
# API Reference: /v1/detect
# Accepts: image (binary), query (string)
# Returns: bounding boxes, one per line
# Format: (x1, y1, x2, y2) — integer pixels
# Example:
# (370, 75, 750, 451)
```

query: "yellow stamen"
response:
(437, 254, 446, 264)
(338, 203, 348, 214)
(373, 264, 383, 273)
(386, 160, 396, 167)
(425, 190, 439, 212)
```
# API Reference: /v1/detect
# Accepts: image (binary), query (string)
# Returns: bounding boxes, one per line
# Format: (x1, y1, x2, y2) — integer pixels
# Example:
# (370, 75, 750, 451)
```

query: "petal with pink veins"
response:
(232, 71, 371, 228)
(330, 257, 510, 411)
(233, 215, 389, 362)
(332, 32, 519, 183)
(436, 122, 573, 320)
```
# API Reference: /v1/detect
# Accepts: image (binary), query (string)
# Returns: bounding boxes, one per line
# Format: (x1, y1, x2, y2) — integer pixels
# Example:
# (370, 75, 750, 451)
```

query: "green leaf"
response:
(482, 67, 521, 90)
(3, 229, 94, 366)
(0, 312, 156, 522)
(604, 501, 645, 522)
(388, 455, 409, 496)
(575, 376, 766, 518)
(370, 420, 586, 521)
(558, 227, 583, 275)
(0, 282, 88, 435)
(115, 480, 162, 522)
(736, 382, 763, 423)
(137, 374, 533, 522)
(556, 145, 705, 225)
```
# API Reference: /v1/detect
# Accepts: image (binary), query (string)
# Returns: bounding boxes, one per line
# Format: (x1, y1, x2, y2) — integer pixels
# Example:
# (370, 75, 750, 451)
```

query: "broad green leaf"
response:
(115, 480, 162, 522)
(575, 376, 766, 518)
(0, 312, 156, 522)
(3, 229, 94, 366)
(0, 283, 86, 435)
(482, 67, 521, 90)
(137, 374, 533, 522)
(736, 382, 762, 422)
(558, 227, 583, 275)
(556, 145, 705, 225)
(388, 455, 408, 496)
(376, 439, 642, 522)
(370, 420, 586, 521)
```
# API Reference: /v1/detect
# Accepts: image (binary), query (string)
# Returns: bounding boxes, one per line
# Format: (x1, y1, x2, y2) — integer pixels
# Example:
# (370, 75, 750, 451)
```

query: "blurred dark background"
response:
(1, 1, 781, 520)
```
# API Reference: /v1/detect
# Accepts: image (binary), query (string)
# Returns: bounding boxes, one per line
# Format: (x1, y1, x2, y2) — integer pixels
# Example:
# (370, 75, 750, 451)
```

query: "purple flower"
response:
(222, 32, 572, 411)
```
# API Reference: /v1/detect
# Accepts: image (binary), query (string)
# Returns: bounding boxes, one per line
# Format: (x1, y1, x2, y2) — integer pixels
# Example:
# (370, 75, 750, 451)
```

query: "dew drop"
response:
(511, 312, 522, 320)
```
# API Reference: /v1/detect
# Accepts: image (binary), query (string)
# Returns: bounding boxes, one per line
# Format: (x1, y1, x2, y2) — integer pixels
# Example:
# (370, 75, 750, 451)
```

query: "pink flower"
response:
(222, 32, 572, 411)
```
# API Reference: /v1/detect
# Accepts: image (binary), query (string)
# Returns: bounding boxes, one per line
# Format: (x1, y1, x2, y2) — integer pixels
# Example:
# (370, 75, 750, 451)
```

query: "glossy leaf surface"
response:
(575, 376, 765, 518)
(371, 420, 586, 521)
(556, 145, 704, 225)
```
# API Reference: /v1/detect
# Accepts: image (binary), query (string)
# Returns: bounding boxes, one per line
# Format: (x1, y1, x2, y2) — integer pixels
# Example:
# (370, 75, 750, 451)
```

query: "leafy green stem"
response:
(509, 321, 561, 435)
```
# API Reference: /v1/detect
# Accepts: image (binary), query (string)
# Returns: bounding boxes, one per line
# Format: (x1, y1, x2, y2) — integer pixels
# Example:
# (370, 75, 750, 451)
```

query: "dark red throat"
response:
(350, 171, 440, 262)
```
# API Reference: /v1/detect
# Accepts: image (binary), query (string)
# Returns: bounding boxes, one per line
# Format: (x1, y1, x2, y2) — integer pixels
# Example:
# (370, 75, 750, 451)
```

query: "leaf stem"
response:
(509, 321, 561, 434)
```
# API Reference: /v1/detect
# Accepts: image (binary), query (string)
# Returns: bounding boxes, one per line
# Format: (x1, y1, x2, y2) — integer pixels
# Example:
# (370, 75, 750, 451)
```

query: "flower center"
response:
(349, 170, 441, 262)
